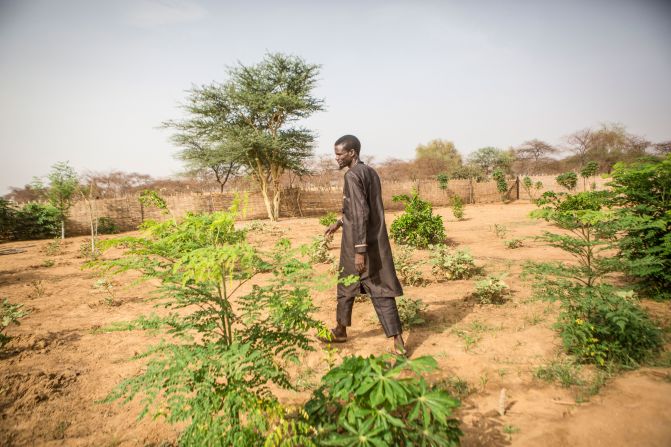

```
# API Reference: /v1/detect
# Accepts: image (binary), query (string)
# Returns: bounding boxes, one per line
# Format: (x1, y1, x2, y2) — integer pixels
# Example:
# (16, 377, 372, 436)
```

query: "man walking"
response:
(323, 135, 406, 355)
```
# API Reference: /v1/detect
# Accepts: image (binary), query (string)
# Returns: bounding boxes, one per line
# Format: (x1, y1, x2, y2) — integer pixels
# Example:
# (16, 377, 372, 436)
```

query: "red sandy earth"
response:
(1, 202, 669, 446)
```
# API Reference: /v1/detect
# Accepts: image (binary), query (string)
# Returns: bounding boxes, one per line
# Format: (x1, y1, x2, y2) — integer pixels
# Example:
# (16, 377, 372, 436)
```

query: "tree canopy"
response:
(415, 139, 462, 175)
(165, 52, 324, 220)
(467, 147, 513, 176)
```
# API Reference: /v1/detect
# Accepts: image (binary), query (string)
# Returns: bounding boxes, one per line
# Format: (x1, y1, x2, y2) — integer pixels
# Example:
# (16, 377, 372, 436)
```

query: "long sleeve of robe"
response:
(337, 161, 403, 298)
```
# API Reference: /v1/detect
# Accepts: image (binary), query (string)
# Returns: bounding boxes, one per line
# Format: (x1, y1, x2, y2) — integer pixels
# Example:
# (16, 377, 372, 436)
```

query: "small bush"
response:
(451, 196, 464, 220)
(430, 245, 479, 280)
(304, 355, 462, 446)
(305, 235, 334, 264)
(473, 275, 510, 304)
(44, 238, 63, 256)
(492, 224, 508, 239)
(396, 296, 428, 327)
(97, 216, 120, 234)
(13, 203, 60, 240)
(390, 189, 445, 248)
(393, 246, 426, 286)
(555, 286, 662, 367)
(493, 169, 508, 201)
(534, 359, 584, 388)
(556, 172, 578, 191)
(1, 298, 29, 348)
(437, 173, 449, 190)
(504, 238, 524, 249)
(318, 212, 338, 227)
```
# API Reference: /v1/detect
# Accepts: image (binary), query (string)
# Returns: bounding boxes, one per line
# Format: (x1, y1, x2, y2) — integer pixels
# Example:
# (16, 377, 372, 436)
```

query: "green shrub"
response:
(7, 202, 60, 240)
(430, 245, 479, 280)
(318, 212, 338, 227)
(0, 198, 16, 240)
(534, 358, 584, 388)
(1, 298, 29, 348)
(97, 216, 120, 234)
(305, 235, 334, 264)
(304, 355, 462, 446)
(393, 246, 426, 286)
(522, 176, 543, 201)
(556, 172, 578, 191)
(493, 169, 508, 201)
(473, 276, 510, 304)
(92, 202, 329, 446)
(436, 173, 449, 190)
(555, 285, 662, 367)
(397, 296, 428, 327)
(609, 155, 671, 299)
(390, 189, 445, 248)
(451, 196, 464, 220)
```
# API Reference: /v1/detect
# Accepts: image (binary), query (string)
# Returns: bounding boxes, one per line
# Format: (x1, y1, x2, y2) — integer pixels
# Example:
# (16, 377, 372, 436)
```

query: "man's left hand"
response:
(355, 253, 366, 275)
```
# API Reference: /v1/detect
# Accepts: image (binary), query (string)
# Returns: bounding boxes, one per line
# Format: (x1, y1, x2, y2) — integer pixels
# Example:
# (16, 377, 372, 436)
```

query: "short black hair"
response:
(335, 135, 361, 155)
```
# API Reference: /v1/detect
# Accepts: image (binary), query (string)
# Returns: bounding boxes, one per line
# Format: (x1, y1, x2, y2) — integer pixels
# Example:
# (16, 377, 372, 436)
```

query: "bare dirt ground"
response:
(1, 202, 670, 446)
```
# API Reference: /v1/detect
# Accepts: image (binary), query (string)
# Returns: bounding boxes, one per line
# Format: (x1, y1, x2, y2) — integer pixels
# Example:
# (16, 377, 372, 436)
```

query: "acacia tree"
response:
(516, 139, 558, 173)
(165, 53, 323, 221)
(168, 125, 242, 193)
(467, 147, 513, 176)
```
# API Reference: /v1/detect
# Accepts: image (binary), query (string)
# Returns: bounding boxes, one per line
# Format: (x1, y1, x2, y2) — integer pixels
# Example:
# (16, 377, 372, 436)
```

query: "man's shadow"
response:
(352, 295, 476, 356)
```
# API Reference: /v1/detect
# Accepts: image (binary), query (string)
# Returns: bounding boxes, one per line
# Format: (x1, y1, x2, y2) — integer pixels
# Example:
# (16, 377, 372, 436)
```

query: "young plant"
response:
(608, 156, 671, 300)
(492, 224, 508, 239)
(522, 176, 543, 202)
(430, 245, 479, 280)
(393, 245, 427, 286)
(473, 275, 510, 304)
(1, 298, 29, 348)
(396, 296, 428, 327)
(318, 212, 338, 227)
(305, 235, 334, 264)
(580, 161, 599, 191)
(451, 195, 464, 220)
(390, 188, 445, 248)
(525, 190, 663, 367)
(492, 169, 508, 202)
(504, 238, 524, 249)
(93, 277, 119, 306)
(92, 203, 329, 446)
(556, 172, 578, 191)
(304, 355, 462, 446)
(436, 173, 449, 190)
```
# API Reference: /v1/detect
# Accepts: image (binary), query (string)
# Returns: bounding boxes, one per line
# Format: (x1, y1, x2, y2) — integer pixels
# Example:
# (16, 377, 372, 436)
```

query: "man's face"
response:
(334, 144, 355, 170)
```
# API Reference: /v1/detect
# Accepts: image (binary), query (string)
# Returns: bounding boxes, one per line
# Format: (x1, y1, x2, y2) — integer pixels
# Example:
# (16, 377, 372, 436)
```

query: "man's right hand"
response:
(325, 220, 342, 237)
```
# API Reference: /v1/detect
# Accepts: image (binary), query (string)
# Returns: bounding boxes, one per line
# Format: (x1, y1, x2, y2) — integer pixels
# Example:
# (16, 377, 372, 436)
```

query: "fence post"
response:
(516, 176, 520, 200)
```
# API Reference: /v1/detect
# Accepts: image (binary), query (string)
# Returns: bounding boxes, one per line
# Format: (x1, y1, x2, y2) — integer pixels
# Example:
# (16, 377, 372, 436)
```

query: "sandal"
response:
(318, 329, 347, 343)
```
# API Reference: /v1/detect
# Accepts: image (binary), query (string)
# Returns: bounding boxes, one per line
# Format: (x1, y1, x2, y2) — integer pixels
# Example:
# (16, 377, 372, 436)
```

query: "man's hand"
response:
(355, 253, 366, 275)
(325, 219, 342, 237)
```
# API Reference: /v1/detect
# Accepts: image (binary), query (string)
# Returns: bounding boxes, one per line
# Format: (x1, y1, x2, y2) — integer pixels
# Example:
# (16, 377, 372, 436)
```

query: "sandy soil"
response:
(1, 202, 669, 446)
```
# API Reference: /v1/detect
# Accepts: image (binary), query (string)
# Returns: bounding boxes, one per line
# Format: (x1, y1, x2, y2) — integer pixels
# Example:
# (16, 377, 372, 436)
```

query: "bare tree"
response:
(566, 128, 593, 166)
(654, 140, 671, 155)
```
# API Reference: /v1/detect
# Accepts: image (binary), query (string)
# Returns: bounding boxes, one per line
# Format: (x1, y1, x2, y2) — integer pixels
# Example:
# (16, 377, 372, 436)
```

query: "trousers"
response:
(336, 295, 403, 337)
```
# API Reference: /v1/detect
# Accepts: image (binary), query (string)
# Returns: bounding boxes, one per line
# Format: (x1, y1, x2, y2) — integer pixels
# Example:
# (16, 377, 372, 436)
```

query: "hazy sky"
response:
(1, 0, 670, 194)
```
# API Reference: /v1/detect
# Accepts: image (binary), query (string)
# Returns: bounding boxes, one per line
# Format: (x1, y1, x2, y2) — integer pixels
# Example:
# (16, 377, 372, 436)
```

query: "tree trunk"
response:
(61, 220, 65, 240)
(259, 180, 275, 221)
(272, 188, 281, 221)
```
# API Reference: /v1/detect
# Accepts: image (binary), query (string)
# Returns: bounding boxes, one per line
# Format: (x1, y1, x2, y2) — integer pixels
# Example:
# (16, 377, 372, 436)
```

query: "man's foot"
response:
(393, 334, 407, 356)
(318, 328, 347, 343)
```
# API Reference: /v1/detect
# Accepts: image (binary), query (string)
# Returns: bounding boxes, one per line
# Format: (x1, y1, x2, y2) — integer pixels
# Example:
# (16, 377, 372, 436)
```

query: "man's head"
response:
(334, 135, 361, 170)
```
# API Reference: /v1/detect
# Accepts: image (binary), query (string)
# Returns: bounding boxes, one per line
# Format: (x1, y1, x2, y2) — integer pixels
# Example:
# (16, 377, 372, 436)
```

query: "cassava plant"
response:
(91, 201, 329, 446)
(304, 354, 462, 446)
